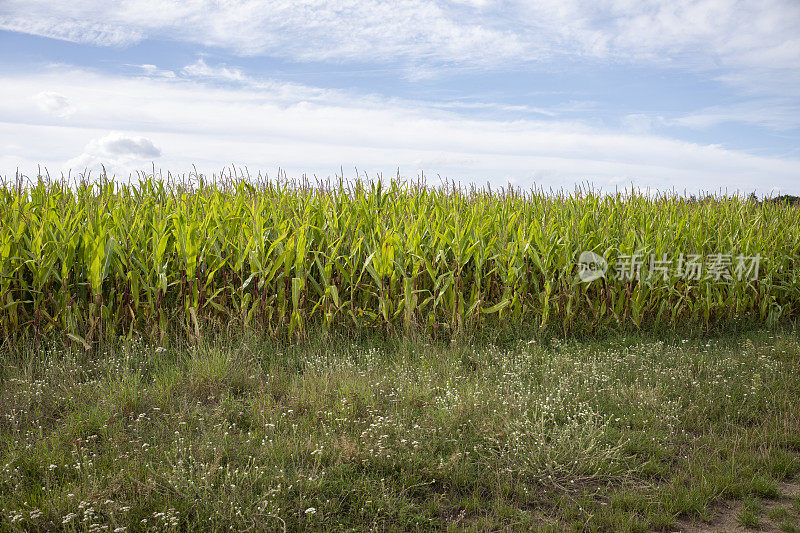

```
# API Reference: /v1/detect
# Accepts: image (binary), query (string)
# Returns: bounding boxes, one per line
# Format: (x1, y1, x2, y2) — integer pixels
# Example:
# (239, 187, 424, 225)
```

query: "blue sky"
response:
(1, 1, 799, 194)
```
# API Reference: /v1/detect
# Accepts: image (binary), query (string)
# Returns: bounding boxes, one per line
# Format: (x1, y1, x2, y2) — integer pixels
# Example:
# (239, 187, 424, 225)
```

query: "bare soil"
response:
(675, 482, 800, 533)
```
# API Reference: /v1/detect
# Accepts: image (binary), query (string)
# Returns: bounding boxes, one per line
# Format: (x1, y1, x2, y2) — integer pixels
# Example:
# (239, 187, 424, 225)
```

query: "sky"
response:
(1, 0, 799, 194)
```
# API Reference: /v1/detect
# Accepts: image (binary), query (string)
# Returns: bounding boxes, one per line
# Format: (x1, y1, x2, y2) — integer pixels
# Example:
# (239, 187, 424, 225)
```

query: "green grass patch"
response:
(1, 327, 799, 531)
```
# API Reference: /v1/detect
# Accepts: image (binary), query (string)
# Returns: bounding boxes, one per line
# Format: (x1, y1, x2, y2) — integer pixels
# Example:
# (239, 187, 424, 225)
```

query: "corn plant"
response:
(0, 175, 797, 343)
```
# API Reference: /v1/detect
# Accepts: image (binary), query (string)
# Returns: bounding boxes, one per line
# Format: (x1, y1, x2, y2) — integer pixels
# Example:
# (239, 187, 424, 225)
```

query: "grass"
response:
(738, 499, 763, 528)
(1, 326, 799, 531)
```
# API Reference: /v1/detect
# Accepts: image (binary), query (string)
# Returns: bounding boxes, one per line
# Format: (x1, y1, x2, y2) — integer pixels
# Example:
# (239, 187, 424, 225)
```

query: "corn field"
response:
(1, 176, 798, 343)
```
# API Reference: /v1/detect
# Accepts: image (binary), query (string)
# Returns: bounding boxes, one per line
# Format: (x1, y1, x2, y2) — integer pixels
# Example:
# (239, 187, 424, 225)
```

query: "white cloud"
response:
(33, 91, 75, 118)
(669, 101, 800, 131)
(93, 133, 161, 158)
(0, 66, 797, 194)
(137, 64, 176, 78)
(617, 101, 800, 133)
(621, 114, 662, 134)
(2, 0, 798, 81)
(0, 15, 141, 46)
(64, 133, 161, 176)
(181, 58, 247, 82)
(178, 58, 340, 103)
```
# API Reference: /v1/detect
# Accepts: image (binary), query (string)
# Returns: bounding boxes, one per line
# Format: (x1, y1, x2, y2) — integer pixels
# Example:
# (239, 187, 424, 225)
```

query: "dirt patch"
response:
(674, 481, 800, 533)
